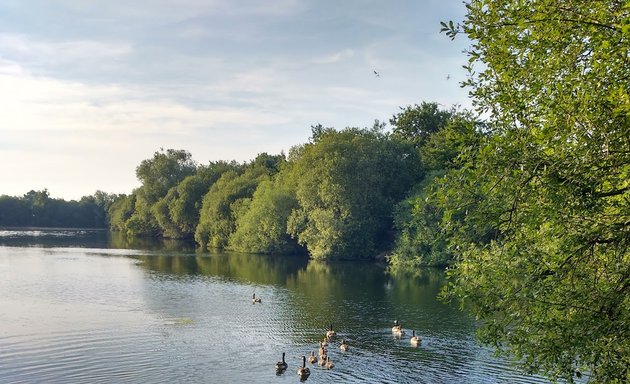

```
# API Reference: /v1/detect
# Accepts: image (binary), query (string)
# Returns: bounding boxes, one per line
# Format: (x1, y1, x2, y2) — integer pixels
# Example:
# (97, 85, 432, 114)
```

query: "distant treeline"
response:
(0, 190, 115, 228)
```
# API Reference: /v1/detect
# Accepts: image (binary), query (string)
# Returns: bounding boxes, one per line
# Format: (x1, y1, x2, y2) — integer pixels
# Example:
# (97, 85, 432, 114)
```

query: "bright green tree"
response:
(228, 170, 301, 254)
(195, 154, 284, 249)
(437, 1, 630, 382)
(287, 125, 421, 260)
(390, 102, 453, 149)
(122, 149, 198, 236)
(108, 194, 135, 232)
(153, 161, 238, 239)
(135, 149, 197, 204)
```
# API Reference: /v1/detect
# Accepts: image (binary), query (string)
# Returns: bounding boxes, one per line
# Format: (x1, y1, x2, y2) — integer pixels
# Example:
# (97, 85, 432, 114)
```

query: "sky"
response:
(0, 0, 471, 200)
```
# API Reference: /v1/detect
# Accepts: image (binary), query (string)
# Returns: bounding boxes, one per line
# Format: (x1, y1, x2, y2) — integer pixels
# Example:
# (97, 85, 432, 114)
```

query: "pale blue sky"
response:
(0, 0, 470, 200)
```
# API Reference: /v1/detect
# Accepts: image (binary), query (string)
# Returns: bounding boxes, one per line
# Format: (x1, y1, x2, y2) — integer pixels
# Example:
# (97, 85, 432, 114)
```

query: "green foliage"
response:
(0, 189, 112, 228)
(390, 102, 453, 149)
(228, 172, 302, 254)
(135, 148, 197, 204)
(287, 127, 421, 260)
(124, 190, 159, 237)
(110, 148, 199, 237)
(388, 172, 451, 269)
(388, 105, 485, 269)
(108, 194, 135, 232)
(195, 154, 284, 249)
(152, 161, 239, 239)
(436, 1, 630, 382)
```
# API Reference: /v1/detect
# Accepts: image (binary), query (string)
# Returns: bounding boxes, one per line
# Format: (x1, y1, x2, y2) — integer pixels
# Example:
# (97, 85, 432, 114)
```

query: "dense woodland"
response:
(1, 0, 628, 382)
(106, 102, 479, 262)
(0, 190, 113, 228)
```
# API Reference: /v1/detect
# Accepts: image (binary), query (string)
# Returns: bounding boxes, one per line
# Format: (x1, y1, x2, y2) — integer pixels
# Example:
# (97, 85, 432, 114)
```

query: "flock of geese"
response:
(253, 293, 422, 381)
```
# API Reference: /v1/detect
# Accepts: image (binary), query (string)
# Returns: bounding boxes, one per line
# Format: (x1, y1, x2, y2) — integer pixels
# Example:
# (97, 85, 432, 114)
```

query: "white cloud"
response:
(312, 49, 355, 64)
(0, 60, 300, 199)
(0, 33, 133, 61)
(0, 1, 473, 199)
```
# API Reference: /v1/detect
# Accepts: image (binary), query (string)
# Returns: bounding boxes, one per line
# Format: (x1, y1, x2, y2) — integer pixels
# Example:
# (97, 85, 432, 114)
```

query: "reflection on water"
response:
(0, 230, 550, 383)
(0, 228, 197, 252)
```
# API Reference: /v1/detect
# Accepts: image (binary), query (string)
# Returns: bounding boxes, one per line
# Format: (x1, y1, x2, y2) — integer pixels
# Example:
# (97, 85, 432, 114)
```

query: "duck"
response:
(308, 351, 317, 364)
(340, 339, 349, 351)
(325, 356, 335, 369)
(252, 293, 262, 304)
(326, 323, 336, 339)
(297, 356, 310, 379)
(275, 352, 288, 372)
(410, 330, 421, 346)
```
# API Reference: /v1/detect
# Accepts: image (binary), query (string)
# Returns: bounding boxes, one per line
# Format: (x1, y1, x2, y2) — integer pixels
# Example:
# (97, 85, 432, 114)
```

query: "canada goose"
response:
(275, 352, 288, 371)
(318, 355, 327, 366)
(308, 351, 317, 364)
(392, 320, 405, 336)
(325, 356, 335, 369)
(318, 342, 327, 357)
(252, 293, 261, 304)
(297, 356, 310, 379)
(326, 323, 336, 339)
(410, 330, 420, 346)
(321, 337, 329, 347)
(340, 339, 349, 351)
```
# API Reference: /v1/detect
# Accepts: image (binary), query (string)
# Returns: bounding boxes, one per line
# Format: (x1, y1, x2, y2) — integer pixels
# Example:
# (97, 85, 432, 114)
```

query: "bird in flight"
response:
(446, 74, 451, 80)
(373, 70, 380, 77)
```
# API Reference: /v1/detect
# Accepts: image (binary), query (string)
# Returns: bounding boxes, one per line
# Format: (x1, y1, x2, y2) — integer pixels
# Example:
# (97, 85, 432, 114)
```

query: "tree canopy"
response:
(287, 125, 421, 260)
(437, 1, 630, 382)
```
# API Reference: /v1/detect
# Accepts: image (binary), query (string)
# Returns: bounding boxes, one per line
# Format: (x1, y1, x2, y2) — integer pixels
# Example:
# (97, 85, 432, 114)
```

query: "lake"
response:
(0, 229, 549, 383)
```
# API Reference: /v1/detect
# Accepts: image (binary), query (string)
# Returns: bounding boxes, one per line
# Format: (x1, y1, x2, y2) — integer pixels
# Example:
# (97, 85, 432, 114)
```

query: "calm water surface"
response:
(0, 229, 549, 383)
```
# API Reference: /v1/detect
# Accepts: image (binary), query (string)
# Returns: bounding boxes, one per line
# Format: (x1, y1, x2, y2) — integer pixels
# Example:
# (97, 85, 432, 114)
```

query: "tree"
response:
(135, 148, 197, 204)
(388, 105, 485, 269)
(119, 149, 198, 237)
(287, 126, 421, 260)
(228, 171, 302, 254)
(195, 154, 284, 249)
(390, 102, 453, 149)
(108, 194, 135, 232)
(152, 161, 238, 239)
(438, 1, 630, 382)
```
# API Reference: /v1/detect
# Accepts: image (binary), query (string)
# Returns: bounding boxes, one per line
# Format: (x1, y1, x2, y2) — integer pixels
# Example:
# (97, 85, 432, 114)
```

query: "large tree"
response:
(287, 125, 420, 260)
(438, 1, 630, 382)
(194, 154, 284, 249)
(152, 161, 238, 239)
(124, 149, 198, 236)
(228, 172, 301, 254)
